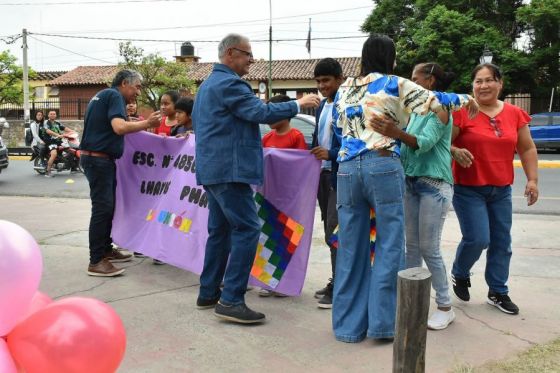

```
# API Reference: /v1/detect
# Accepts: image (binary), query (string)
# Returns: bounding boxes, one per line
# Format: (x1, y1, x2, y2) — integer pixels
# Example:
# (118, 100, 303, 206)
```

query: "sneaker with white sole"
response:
(487, 291, 519, 315)
(427, 309, 456, 330)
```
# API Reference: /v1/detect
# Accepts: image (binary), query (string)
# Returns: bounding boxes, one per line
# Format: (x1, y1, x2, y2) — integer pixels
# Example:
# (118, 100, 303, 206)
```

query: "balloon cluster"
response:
(0, 220, 127, 373)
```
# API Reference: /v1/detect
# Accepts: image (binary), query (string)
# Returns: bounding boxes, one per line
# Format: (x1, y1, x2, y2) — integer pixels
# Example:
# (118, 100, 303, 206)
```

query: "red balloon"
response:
(18, 291, 52, 323)
(7, 297, 126, 373)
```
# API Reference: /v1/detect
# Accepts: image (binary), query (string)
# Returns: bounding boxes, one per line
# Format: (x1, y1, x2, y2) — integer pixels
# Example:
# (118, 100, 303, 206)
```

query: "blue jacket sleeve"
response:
(221, 78, 297, 123)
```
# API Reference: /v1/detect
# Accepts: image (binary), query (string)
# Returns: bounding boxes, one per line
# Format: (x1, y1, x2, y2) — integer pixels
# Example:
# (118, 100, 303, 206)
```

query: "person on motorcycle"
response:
(30, 111, 47, 165)
(44, 110, 73, 177)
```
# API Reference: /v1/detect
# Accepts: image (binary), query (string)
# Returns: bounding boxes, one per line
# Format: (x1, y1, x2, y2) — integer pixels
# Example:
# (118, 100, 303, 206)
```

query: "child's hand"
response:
(310, 146, 329, 160)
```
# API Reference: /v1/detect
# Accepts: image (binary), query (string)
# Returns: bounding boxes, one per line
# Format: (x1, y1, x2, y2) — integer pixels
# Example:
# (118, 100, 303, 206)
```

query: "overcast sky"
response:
(0, 0, 373, 72)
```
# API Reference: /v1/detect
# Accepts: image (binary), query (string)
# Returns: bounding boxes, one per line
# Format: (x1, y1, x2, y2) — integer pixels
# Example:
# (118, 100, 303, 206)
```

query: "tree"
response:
(118, 42, 196, 110)
(0, 50, 35, 105)
(361, 0, 543, 94)
(517, 0, 560, 94)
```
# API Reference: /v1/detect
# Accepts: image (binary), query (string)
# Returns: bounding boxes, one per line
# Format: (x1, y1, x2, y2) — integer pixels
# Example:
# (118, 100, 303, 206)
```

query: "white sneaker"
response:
(427, 309, 456, 330)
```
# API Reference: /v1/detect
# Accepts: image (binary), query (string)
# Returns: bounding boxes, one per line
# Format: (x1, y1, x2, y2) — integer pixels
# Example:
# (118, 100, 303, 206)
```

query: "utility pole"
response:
(268, 0, 272, 100)
(22, 28, 30, 126)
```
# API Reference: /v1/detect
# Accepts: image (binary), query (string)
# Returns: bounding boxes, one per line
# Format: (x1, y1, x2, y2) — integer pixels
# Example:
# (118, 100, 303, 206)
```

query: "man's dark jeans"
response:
(80, 155, 116, 265)
(198, 182, 261, 306)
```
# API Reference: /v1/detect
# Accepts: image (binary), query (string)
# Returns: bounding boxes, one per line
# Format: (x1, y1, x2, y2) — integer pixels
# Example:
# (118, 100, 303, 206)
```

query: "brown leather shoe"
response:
(87, 258, 125, 277)
(105, 248, 133, 263)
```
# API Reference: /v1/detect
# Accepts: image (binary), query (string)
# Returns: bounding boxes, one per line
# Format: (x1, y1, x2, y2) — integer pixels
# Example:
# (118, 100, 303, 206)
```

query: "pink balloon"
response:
(18, 291, 52, 323)
(7, 297, 126, 373)
(0, 338, 17, 373)
(0, 220, 43, 336)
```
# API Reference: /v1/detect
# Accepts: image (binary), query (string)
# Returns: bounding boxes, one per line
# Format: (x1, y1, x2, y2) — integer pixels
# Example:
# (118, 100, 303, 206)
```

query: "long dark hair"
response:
(160, 90, 180, 106)
(34, 110, 45, 124)
(360, 34, 396, 76)
(414, 63, 456, 91)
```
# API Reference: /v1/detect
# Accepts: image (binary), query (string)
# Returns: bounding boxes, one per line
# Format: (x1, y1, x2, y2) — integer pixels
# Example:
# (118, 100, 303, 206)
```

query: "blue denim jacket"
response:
(193, 64, 298, 186)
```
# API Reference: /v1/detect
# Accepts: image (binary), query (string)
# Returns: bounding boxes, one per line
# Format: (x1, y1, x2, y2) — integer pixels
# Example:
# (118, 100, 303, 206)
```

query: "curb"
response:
(513, 160, 560, 168)
(9, 156, 31, 161)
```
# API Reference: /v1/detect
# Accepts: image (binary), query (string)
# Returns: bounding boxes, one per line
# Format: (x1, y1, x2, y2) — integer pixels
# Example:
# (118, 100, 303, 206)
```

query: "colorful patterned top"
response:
(332, 73, 472, 162)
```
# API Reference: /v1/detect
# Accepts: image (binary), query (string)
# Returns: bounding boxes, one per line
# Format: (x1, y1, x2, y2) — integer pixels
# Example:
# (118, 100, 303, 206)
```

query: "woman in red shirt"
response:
(154, 90, 179, 136)
(450, 63, 538, 315)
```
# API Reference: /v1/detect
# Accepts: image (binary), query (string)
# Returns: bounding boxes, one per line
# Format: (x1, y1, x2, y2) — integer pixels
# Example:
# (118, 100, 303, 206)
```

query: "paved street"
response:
(1, 153, 559, 371)
(0, 195, 559, 372)
(2, 158, 559, 214)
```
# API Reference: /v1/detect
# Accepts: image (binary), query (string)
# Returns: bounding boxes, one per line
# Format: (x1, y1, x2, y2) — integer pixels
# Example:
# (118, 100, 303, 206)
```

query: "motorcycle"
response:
(30, 129, 83, 175)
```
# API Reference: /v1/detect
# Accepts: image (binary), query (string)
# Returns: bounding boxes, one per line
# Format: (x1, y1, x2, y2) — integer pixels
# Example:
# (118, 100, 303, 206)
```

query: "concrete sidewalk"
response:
(1, 196, 559, 372)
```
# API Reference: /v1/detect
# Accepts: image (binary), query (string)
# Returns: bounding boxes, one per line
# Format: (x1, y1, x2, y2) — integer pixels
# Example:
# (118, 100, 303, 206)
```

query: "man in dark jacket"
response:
(310, 58, 344, 309)
(192, 33, 319, 324)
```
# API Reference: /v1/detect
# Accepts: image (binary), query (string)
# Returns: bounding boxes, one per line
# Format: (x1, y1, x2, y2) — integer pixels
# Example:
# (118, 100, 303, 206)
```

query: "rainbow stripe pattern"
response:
(251, 193, 304, 288)
(329, 208, 377, 261)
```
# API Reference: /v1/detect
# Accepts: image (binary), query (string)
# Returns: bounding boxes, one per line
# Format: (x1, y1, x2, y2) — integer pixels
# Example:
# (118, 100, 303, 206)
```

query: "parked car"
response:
(260, 113, 316, 148)
(529, 112, 560, 152)
(0, 117, 10, 173)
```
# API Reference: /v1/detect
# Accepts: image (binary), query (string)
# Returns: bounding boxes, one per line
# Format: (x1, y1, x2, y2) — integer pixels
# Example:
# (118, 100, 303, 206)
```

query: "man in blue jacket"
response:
(192, 33, 320, 324)
(310, 58, 343, 309)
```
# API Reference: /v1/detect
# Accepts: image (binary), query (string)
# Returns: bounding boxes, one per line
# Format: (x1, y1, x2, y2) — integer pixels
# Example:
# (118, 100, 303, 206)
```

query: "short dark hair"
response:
(361, 34, 396, 76)
(175, 97, 194, 115)
(314, 58, 343, 78)
(471, 63, 503, 82)
(414, 62, 456, 91)
(111, 69, 143, 88)
(268, 94, 291, 104)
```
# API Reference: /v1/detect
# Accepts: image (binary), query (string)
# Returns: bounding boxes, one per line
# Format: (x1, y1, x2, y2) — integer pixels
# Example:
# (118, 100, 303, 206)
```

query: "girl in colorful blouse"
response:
(370, 62, 458, 331)
(331, 34, 477, 343)
(450, 63, 538, 315)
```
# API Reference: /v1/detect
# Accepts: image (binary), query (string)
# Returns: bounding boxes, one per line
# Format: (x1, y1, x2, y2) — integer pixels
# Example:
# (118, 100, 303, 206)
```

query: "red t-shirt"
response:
(452, 102, 530, 186)
(154, 116, 173, 136)
(262, 128, 307, 149)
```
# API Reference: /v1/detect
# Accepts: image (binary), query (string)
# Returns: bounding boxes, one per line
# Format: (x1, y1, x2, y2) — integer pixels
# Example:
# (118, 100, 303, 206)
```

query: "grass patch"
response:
(452, 337, 560, 373)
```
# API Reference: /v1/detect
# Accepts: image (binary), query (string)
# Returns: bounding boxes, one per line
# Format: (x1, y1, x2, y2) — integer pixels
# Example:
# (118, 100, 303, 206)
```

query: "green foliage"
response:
(118, 42, 196, 110)
(361, 0, 414, 39)
(361, 0, 557, 94)
(517, 0, 560, 94)
(0, 50, 36, 105)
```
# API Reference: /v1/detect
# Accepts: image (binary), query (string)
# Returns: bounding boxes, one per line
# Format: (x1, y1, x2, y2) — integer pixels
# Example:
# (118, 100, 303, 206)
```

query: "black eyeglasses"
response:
(489, 117, 502, 137)
(231, 47, 254, 59)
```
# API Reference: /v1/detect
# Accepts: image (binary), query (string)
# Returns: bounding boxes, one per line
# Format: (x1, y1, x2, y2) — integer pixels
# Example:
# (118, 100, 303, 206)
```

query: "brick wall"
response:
(58, 85, 106, 119)
(0, 120, 84, 147)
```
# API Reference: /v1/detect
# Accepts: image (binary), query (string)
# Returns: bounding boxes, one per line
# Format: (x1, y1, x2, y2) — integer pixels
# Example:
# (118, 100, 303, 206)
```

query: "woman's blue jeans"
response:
(333, 151, 405, 342)
(404, 177, 452, 307)
(451, 185, 513, 294)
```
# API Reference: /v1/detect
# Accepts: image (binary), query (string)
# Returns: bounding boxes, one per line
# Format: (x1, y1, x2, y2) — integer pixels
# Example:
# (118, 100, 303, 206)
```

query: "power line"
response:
(0, 0, 186, 5)
(29, 32, 368, 44)
(28, 35, 116, 64)
(27, 6, 371, 34)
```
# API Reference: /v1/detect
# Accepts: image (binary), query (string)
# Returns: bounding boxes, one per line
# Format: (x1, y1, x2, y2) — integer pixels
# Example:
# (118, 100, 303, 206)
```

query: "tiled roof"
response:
(30, 71, 67, 81)
(48, 57, 361, 86)
(49, 65, 119, 86)
(189, 57, 361, 82)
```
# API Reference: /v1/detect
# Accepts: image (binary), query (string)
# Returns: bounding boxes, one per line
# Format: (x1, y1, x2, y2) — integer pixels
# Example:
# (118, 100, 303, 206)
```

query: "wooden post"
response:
(392, 267, 432, 373)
